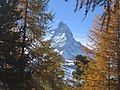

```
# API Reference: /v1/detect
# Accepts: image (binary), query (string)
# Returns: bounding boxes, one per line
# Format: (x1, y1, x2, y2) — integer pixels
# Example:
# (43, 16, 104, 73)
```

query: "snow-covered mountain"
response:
(51, 21, 84, 60)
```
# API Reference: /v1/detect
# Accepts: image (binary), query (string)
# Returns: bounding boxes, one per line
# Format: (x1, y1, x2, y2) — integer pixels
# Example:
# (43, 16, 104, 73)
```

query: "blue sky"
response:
(49, 0, 103, 45)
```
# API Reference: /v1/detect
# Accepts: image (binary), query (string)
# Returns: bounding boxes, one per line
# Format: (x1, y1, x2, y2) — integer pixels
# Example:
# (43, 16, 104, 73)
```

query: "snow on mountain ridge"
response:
(51, 21, 84, 60)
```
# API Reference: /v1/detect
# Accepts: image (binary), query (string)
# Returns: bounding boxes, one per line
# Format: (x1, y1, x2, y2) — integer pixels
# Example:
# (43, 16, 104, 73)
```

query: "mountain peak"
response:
(58, 21, 66, 27)
(51, 22, 84, 59)
(55, 21, 73, 38)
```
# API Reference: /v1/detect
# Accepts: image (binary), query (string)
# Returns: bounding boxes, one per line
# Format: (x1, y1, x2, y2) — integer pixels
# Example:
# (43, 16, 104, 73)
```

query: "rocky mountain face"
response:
(51, 21, 84, 60)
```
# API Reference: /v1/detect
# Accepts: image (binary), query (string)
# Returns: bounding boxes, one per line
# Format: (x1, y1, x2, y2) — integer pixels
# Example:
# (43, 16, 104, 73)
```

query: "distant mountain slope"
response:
(51, 21, 84, 60)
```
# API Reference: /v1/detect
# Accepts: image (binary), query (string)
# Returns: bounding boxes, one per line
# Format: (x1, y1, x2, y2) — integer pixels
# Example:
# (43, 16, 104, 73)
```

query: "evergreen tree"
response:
(72, 55, 89, 87)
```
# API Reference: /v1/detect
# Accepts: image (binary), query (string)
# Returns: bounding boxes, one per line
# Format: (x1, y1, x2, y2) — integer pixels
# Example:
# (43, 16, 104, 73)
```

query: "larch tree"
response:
(0, 0, 26, 89)
(0, 0, 64, 90)
(22, 0, 65, 89)
(65, 0, 118, 15)
(82, 4, 120, 89)
(17, 0, 65, 89)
